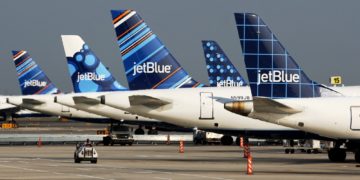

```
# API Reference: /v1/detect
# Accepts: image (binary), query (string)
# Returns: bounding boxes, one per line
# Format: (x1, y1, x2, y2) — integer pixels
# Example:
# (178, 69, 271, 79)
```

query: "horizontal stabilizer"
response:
(129, 95, 170, 108)
(73, 96, 101, 105)
(22, 98, 45, 105)
(253, 97, 302, 114)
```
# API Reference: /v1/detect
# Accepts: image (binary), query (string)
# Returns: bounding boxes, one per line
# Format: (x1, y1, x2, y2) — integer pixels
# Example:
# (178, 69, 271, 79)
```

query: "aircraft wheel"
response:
(328, 148, 346, 162)
(285, 149, 290, 154)
(355, 150, 360, 163)
(235, 137, 240, 146)
(290, 149, 295, 154)
(134, 128, 145, 135)
(103, 136, 111, 146)
(220, 135, 233, 145)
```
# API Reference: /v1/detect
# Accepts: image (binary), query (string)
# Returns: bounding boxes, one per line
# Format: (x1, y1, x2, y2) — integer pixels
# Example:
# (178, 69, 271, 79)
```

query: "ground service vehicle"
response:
(103, 125, 134, 146)
(74, 143, 98, 163)
(193, 130, 223, 145)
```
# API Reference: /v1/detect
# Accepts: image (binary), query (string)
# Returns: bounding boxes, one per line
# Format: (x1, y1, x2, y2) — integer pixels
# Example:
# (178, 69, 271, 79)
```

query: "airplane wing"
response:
(22, 98, 45, 105)
(0, 104, 20, 113)
(73, 96, 101, 105)
(129, 95, 170, 108)
(253, 97, 302, 114)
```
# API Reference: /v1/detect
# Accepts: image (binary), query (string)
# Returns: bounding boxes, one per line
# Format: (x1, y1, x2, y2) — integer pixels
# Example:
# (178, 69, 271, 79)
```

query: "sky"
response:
(0, 0, 359, 94)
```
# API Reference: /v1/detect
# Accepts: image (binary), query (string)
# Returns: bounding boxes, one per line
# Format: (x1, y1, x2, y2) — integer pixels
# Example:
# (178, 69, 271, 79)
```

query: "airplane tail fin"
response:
(234, 13, 336, 98)
(110, 10, 203, 90)
(12, 50, 61, 95)
(61, 35, 127, 93)
(201, 40, 247, 87)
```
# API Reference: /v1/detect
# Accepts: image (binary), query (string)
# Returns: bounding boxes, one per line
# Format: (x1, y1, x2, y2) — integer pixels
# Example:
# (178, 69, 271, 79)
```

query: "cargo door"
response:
(350, 106, 360, 130)
(199, 92, 213, 119)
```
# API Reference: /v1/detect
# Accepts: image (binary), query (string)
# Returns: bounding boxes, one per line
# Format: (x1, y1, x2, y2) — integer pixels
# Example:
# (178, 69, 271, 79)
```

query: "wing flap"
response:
(22, 98, 45, 105)
(253, 97, 302, 114)
(73, 96, 101, 105)
(129, 95, 170, 108)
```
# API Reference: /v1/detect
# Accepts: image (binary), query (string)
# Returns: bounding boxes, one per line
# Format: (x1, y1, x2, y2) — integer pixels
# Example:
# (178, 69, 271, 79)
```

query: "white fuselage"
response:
(6, 94, 108, 121)
(329, 86, 360, 97)
(250, 97, 360, 139)
(55, 92, 160, 123)
(101, 87, 294, 131)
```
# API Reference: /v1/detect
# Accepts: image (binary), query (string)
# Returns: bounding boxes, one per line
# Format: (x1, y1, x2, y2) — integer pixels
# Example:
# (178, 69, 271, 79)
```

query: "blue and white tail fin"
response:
(202, 40, 247, 87)
(12, 50, 61, 95)
(111, 10, 204, 90)
(61, 35, 127, 93)
(234, 13, 338, 98)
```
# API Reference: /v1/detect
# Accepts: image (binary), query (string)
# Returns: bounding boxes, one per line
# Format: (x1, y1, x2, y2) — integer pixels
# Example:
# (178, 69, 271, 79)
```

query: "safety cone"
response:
(243, 144, 249, 158)
(247, 154, 253, 175)
(240, 137, 244, 148)
(166, 134, 171, 145)
(37, 136, 42, 147)
(179, 139, 184, 153)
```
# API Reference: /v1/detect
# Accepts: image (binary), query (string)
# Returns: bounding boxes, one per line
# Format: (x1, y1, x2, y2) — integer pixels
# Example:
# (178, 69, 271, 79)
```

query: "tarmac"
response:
(0, 145, 359, 180)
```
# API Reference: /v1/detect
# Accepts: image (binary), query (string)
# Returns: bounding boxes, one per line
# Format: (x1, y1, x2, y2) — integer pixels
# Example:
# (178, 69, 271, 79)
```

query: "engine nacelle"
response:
(224, 101, 253, 116)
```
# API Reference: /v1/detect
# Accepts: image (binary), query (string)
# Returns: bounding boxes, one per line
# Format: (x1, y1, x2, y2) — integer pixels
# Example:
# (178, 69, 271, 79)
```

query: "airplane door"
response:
(199, 92, 214, 119)
(350, 106, 360, 130)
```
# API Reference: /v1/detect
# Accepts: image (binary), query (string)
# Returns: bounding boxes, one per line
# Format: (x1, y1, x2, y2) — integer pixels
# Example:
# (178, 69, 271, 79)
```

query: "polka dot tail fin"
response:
(61, 35, 127, 93)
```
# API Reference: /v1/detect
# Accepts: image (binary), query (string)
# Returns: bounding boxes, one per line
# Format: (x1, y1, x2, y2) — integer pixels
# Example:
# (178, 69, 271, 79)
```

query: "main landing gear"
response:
(327, 141, 347, 162)
(220, 135, 234, 145)
(328, 148, 346, 162)
(134, 125, 145, 135)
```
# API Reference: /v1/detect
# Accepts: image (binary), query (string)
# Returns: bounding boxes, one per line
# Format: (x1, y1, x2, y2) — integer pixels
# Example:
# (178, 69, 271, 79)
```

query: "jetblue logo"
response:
(76, 72, 105, 82)
(132, 62, 172, 76)
(24, 80, 47, 88)
(217, 80, 243, 87)
(257, 70, 300, 85)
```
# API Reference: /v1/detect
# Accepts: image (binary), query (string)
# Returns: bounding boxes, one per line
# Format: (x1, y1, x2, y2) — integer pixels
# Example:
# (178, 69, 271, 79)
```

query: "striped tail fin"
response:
(11, 50, 61, 95)
(111, 10, 204, 90)
(202, 40, 247, 87)
(61, 35, 127, 93)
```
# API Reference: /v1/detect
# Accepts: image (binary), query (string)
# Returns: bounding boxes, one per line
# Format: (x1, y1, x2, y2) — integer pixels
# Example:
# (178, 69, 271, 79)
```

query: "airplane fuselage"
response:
(101, 87, 296, 132)
(250, 97, 360, 139)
